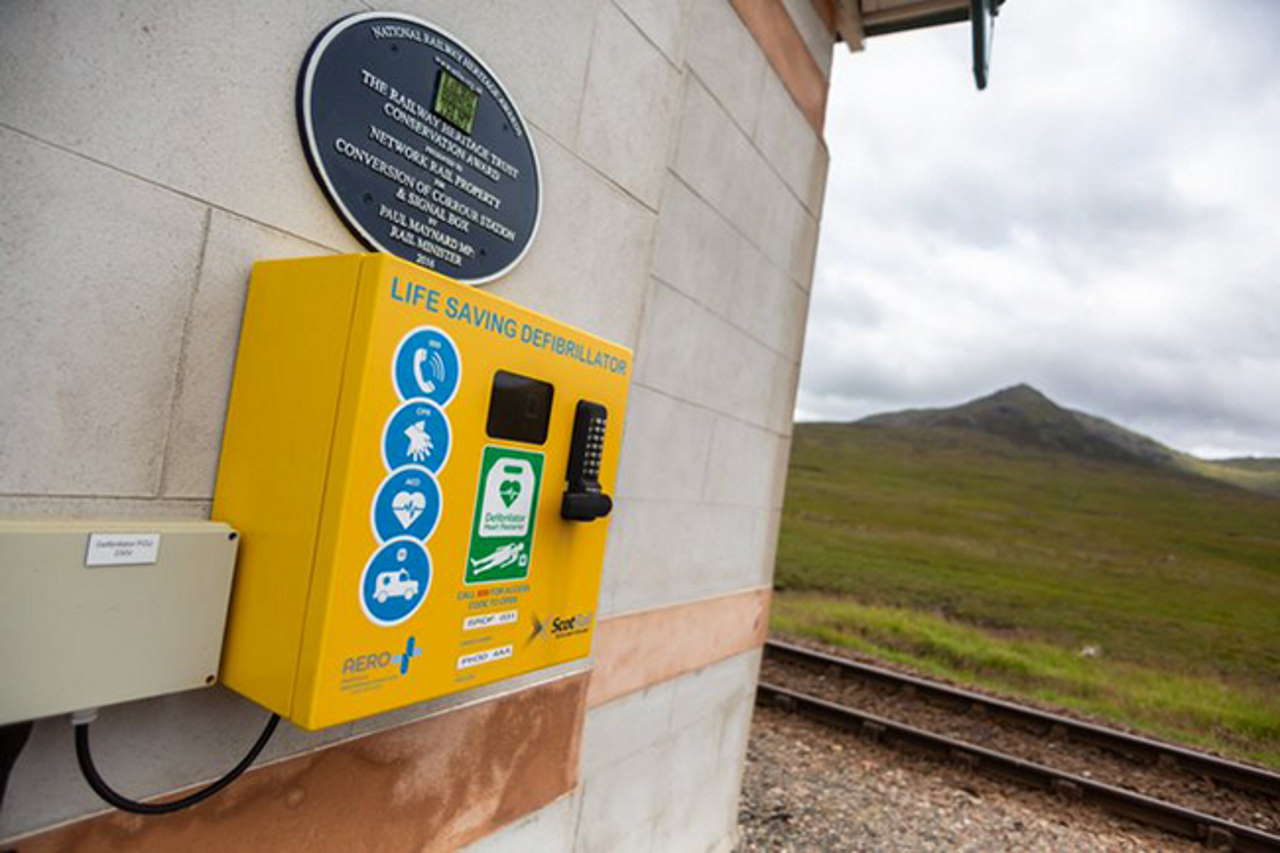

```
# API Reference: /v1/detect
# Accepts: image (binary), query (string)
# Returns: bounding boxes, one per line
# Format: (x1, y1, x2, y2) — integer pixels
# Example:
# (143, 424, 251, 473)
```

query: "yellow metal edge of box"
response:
(290, 255, 386, 729)
(213, 254, 365, 717)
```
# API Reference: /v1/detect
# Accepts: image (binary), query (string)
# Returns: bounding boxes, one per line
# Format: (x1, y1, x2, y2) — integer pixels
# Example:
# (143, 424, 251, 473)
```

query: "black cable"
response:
(74, 713, 281, 815)
(1, 721, 34, 813)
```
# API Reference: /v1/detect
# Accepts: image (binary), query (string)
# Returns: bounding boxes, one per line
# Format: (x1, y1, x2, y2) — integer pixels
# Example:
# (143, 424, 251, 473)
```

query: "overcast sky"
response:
(799, 0, 1280, 458)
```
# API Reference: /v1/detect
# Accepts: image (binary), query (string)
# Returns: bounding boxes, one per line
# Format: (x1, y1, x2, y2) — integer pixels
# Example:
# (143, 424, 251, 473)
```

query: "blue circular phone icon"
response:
(392, 327, 461, 407)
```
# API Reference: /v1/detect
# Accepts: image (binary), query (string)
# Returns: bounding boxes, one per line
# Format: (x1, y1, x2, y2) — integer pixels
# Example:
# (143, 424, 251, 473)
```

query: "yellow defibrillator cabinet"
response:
(213, 254, 630, 729)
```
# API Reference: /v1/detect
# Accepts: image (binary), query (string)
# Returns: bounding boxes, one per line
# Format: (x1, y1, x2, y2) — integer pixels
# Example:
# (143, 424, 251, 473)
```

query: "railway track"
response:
(759, 639, 1280, 851)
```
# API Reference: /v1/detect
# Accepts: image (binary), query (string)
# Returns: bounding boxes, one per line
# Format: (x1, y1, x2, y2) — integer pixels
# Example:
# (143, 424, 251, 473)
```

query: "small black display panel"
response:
(486, 371, 554, 445)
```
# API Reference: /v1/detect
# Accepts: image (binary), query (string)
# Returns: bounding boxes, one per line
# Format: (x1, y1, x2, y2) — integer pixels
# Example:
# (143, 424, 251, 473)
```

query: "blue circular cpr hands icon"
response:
(382, 399, 451, 473)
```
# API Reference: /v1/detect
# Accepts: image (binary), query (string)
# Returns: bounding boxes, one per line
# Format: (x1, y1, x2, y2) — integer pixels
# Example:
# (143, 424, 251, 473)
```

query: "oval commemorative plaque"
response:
(299, 13, 540, 284)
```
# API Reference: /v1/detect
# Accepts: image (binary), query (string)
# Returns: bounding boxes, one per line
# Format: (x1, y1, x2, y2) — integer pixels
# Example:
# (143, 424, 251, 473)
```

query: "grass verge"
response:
(772, 593, 1280, 767)
(773, 422, 1280, 768)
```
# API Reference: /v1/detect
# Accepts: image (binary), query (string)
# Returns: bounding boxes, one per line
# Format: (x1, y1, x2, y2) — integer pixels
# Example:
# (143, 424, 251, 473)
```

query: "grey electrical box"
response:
(0, 521, 239, 725)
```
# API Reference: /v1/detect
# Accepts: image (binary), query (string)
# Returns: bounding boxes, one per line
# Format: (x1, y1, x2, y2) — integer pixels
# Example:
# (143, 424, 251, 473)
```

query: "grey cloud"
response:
(800, 2, 1280, 458)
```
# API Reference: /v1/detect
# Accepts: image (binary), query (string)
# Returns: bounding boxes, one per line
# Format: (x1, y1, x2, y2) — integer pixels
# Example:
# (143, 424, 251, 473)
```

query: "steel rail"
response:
(757, 682, 1280, 852)
(765, 638, 1280, 798)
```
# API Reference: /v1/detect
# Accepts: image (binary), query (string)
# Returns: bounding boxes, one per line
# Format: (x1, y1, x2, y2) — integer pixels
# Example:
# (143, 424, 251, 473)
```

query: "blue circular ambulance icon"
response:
(360, 538, 431, 627)
(371, 466, 442, 543)
(383, 399, 451, 473)
(392, 327, 461, 407)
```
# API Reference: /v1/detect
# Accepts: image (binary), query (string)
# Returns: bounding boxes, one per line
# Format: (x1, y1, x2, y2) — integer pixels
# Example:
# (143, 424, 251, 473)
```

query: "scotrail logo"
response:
(341, 635, 422, 678)
(548, 611, 594, 639)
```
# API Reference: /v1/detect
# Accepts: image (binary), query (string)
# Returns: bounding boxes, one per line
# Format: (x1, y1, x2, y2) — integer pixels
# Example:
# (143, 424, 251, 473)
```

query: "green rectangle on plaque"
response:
(433, 68, 479, 135)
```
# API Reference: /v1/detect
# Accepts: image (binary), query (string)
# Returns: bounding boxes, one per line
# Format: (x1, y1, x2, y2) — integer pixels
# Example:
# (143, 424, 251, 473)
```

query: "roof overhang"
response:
(835, 0, 970, 51)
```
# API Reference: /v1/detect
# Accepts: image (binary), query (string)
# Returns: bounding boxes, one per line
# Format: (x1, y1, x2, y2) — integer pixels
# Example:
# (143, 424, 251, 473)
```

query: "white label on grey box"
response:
(86, 533, 161, 567)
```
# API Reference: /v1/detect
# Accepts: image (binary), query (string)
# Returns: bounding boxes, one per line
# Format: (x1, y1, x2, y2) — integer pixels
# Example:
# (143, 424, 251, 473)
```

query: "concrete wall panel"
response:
(600, 499, 775, 615)
(671, 74, 818, 287)
(668, 644, 760, 730)
(787, 192, 823, 289)
(635, 281, 790, 431)
(754, 69, 830, 215)
(764, 177, 822, 289)
(652, 175, 810, 359)
(580, 682, 677, 778)
(767, 357, 803, 434)
(578, 3, 682, 208)
(702, 416, 792, 509)
(575, 739, 669, 853)
(650, 699, 748, 851)
(578, 650, 760, 853)
(486, 131, 655, 349)
(672, 76, 771, 255)
(684, 0, 768, 132)
(729, 258, 811, 358)
(161, 212, 334, 498)
(0, 0, 368, 251)
(460, 792, 582, 853)
(650, 175, 745, 318)
(392, 0, 604, 148)
(0, 128, 207, 497)
(614, 385, 717, 504)
(612, 0, 692, 65)
(0, 496, 208, 520)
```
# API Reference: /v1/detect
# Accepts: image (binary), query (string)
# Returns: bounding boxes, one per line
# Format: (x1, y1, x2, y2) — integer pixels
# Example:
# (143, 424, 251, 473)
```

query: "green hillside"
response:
(1184, 456, 1280, 497)
(774, 389, 1280, 765)
(861, 383, 1280, 496)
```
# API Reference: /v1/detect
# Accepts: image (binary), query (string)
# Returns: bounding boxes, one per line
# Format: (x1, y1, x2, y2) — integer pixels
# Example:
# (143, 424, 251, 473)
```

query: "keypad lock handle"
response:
(561, 400, 613, 521)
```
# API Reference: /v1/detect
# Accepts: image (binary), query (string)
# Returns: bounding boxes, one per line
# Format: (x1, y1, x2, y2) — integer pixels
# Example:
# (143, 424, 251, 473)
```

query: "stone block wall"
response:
(0, 1, 833, 848)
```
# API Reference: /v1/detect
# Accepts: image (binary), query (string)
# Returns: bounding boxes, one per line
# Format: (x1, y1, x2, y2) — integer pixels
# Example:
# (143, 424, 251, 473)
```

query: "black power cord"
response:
(73, 712, 281, 815)
(1, 721, 34, 814)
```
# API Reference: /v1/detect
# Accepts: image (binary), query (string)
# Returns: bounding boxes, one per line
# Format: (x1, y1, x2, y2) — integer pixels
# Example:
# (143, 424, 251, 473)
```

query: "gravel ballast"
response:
(759, 656, 1280, 834)
(738, 706, 1201, 851)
